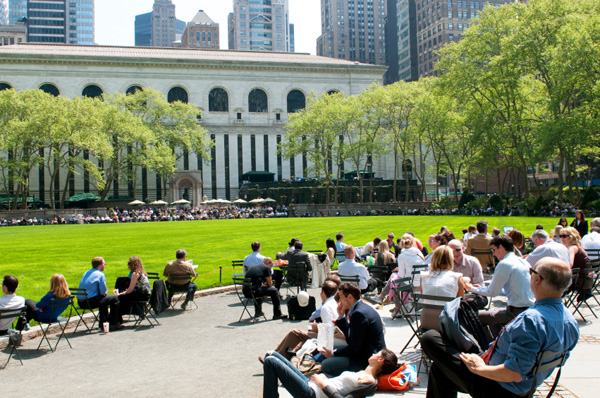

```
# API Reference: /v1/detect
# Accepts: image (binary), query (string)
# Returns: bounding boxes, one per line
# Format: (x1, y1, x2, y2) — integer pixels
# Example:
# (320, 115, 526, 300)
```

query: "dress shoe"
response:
(110, 324, 125, 331)
(272, 314, 288, 320)
(258, 355, 265, 364)
(254, 311, 265, 318)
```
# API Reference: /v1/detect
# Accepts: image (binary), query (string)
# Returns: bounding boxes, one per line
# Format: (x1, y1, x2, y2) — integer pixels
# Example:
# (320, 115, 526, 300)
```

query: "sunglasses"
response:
(559, 235, 569, 239)
(453, 248, 462, 252)
(529, 268, 544, 280)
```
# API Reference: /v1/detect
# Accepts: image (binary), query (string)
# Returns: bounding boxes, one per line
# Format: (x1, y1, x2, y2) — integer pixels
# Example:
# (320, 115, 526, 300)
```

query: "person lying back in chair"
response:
(421, 257, 579, 398)
(163, 249, 197, 310)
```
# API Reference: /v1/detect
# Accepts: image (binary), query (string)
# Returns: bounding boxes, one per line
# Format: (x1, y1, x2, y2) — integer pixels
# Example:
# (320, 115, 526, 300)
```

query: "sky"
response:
(95, 0, 322, 54)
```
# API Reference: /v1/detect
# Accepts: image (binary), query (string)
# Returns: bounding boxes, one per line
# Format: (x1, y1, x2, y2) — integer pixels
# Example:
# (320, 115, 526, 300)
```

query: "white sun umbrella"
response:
(233, 199, 247, 204)
(217, 198, 232, 204)
(249, 198, 265, 204)
(171, 199, 191, 205)
(149, 200, 168, 206)
(263, 197, 276, 203)
(128, 200, 145, 205)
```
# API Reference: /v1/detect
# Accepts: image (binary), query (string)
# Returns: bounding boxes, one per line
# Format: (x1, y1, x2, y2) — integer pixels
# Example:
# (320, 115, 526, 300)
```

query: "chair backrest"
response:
(339, 274, 360, 285)
(233, 276, 252, 289)
(0, 307, 26, 329)
(469, 248, 493, 256)
(307, 250, 322, 254)
(586, 249, 600, 260)
(526, 350, 569, 398)
(168, 273, 193, 284)
(413, 293, 455, 311)
(335, 251, 346, 261)
(69, 287, 90, 303)
(147, 272, 160, 281)
(232, 260, 244, 270)
(47, 297, 73, 322)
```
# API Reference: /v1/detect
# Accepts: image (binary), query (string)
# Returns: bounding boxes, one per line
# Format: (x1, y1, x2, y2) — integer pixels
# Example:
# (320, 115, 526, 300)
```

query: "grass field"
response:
(0, 215, 561, 300)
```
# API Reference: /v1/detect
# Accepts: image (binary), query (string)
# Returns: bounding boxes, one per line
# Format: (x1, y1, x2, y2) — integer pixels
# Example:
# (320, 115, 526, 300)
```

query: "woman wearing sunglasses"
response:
(560, 227, 593, 297)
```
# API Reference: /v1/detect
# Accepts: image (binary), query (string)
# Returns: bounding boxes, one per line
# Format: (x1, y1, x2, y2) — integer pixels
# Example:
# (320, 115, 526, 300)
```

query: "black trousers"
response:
(166, 281, 197, 304)
(243, 286, 282, 316)
(79, 294, 121, 326)
(421, 330, 522, 398)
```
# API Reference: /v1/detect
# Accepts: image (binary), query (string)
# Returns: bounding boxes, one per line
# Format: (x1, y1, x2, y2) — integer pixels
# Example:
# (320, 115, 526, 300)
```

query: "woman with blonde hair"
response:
(375, 240, 396, 273)
(21, 274, 71, 328)
(419, 246, 465, 330)
(560, 227, 592, 296)
(116, 256, 151, 321)
(396, 233, 424, 279)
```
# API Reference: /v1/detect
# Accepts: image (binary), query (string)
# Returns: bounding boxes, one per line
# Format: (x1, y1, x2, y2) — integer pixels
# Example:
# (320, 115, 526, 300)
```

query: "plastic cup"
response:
(113, 289, 119, 295)
(103, 322, 109, 333)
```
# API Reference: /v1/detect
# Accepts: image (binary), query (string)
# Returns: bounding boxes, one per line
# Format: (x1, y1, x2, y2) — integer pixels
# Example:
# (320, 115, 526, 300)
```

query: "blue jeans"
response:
(263, 351, 316, 398)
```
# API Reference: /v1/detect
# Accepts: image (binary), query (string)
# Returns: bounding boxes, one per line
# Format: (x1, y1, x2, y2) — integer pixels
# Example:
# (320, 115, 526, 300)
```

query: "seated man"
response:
(335, 232, 347, 253)
(525, 229, 570, 266)
(581, 219, 600, 260)
(360, 237, 381, 261)
(77, 257, 122, 330)
(319, 282, 386, 376)
(282, 241, 312, 291)
(243, 257, 287, 320)
(421, 257, 579, 398)
(465, 220, 494, 271)
(0, 275, 25, 335)
(448, 239, 487, 310)
(337, 245, 380, 294)
(260, 280, 341, 362)
(465, 235, 534, 338)
(243, 241, 265, 273)
(163, 249, 197, 310)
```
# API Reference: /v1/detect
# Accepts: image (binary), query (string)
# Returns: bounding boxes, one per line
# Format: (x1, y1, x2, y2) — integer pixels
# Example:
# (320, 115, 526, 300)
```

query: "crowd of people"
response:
(239, 215, 593, 397)
(0, 249, 198, 336)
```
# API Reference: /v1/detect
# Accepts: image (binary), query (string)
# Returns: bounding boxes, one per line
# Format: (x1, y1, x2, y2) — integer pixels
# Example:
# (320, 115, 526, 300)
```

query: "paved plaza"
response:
(1, 286, 599, 398)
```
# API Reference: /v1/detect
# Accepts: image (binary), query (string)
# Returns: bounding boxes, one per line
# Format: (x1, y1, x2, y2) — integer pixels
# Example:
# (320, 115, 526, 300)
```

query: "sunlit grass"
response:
(0, 215, 558, 301)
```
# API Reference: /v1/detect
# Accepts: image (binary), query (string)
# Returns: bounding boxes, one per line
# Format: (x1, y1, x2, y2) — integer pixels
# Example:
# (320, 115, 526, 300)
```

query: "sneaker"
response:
(272, 314, 288, 320)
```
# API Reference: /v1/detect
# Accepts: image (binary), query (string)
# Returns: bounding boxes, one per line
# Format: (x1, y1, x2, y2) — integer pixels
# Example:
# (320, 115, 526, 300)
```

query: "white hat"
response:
(297, 291, 310, 307)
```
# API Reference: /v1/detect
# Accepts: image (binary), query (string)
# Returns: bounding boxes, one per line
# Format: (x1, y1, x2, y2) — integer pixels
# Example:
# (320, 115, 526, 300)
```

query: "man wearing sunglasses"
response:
(465, 235, 533, 338)
(421, 257, 579, 398)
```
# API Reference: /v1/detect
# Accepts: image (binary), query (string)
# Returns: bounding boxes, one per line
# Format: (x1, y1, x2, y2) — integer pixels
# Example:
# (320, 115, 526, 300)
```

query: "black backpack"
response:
(439, 297, 489, 354)
(287, 295, 316, 321)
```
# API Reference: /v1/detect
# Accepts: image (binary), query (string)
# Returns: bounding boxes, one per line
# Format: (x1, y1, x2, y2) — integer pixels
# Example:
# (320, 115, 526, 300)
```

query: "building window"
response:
(126, 85, 143, 96)
(167, 86, 188, 104)
(82, 84, 103, 98)
(248, 88, 268, 113)
(251, 134, 256, 171)
(208, 88, 229, 112)
(264, 135, 269, 171)
(287, 90, 306, 113)
(39, 83, 60, 97)
(0, 83, 12, 91)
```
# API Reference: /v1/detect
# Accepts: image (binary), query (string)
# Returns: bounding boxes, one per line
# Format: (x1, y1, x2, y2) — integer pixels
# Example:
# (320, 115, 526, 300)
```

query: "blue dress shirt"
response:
(77, 268, 107, 300)
(489, 298, 579, 395)
(243, 251, 265, 273)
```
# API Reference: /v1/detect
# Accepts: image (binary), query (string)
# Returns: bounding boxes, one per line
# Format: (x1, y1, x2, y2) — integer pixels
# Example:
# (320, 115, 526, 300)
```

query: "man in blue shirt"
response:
(77, 257, 122, 330)
(243, 241, 265, 273)
(421, 257, 579, 398)
(465, 234, 534, 338)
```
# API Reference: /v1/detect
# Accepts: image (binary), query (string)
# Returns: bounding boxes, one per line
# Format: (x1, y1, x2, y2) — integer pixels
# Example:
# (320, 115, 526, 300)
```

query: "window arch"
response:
(40, 84, 60, 96)
(287, 90, 306, 113)
(168, 86, 188, 104)
(248, 88, 268, 113)
(327, 90, 340, 95)
(0, 83, 12, 91)
(82, 84, 103, 98)
(126, 85, 143, 95)
(209, 88, 229, 112)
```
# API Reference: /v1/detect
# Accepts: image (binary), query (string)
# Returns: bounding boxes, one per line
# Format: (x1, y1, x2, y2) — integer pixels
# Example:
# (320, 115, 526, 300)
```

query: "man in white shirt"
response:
(243, 241, 265, 273)
(360, 237, 381, 260)
(0, 275, 25, 334)
(525, 229, 570, 266)
(582, 218, 600, 260)
(338, 245, 380, 293)
(465, 235, 534, 338)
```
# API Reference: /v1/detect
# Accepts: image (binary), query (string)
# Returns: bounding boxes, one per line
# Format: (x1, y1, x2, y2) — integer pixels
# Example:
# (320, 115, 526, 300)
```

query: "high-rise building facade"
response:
(0, 0, 8, 25)
(27, 0, 67, 43)
(399, 0, 514, 80)
(317, 0, 387, 65)
(8, 0, 27, 25)
(228, 0, 293, 53)
(66, 0, 94, 45)
(181, 10, 219, 49)
(135, 0, 185, 47)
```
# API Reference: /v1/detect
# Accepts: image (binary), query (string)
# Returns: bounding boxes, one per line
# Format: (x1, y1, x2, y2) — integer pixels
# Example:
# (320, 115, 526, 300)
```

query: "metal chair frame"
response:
(232, 276, 267, 323)
(167, 273, 198, 310)
(37, 297, 74, 352)
(0, 307, 26, 369)
(69, 287, 99, 333)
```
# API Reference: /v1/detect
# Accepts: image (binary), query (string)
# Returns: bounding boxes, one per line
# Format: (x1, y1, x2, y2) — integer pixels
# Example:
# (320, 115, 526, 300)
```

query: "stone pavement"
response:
(1, 287, 599, 398)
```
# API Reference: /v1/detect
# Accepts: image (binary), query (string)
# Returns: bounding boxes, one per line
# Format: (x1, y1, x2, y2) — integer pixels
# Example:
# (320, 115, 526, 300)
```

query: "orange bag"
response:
(377, 363, 420, 391)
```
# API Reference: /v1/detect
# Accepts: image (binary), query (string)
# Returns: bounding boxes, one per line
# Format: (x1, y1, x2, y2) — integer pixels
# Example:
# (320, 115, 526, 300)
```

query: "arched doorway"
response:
(169, 171, 203, 207)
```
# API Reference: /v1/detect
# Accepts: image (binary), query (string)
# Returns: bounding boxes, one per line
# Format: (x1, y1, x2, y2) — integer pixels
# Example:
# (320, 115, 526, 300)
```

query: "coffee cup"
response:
(103, 322, 109, 333)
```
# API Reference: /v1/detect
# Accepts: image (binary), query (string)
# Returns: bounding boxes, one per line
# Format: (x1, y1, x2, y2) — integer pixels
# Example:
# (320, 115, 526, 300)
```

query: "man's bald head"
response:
(534, 257, 572, 294)
(344, 245, 355, 259)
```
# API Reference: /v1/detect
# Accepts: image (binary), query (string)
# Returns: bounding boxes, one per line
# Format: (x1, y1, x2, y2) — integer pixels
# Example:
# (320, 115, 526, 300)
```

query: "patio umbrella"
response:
(217, 198, 232, 204)
(128, 200, 145, 205)
(171, 199, 191, 205)
(233, 199, 247, 204)
(149, 200, 168, 206)
(249, 198, 265, 204)
(263, 197, 276, 203)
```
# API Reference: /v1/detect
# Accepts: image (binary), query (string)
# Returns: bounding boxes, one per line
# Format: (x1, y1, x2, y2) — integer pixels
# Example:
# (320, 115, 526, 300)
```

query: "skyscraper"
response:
(181, 10, 219, 49)
(394, 0, 515, 81)
(0, 0, 8, 25)
(8, 0, 27, 25)
(66, 0, 95, 45)
(228, 0, 293, 52)
(135, 0, 185, 47)
(27, 0, 66, 43)
(316, 0, 387, 65)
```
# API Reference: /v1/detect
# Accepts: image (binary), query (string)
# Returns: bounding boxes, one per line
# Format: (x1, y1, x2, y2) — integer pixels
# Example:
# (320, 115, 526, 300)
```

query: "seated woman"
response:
(21, 274, 71, 327)
(419, 246, 464, 331)
(507, 229, 525, 257)
(373, 240, 395, 279)
(116, 256, 151, 320)
(263, 349, 399, 398)
(560, 227, 592, 299)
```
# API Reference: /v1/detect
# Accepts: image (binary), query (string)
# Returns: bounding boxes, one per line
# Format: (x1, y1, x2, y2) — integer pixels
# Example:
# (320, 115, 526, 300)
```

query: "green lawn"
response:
(0, 215, 560, 301)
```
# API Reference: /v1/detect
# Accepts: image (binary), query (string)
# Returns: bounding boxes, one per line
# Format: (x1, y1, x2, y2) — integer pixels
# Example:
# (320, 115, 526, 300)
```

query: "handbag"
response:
(377, 363, 420, 391)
